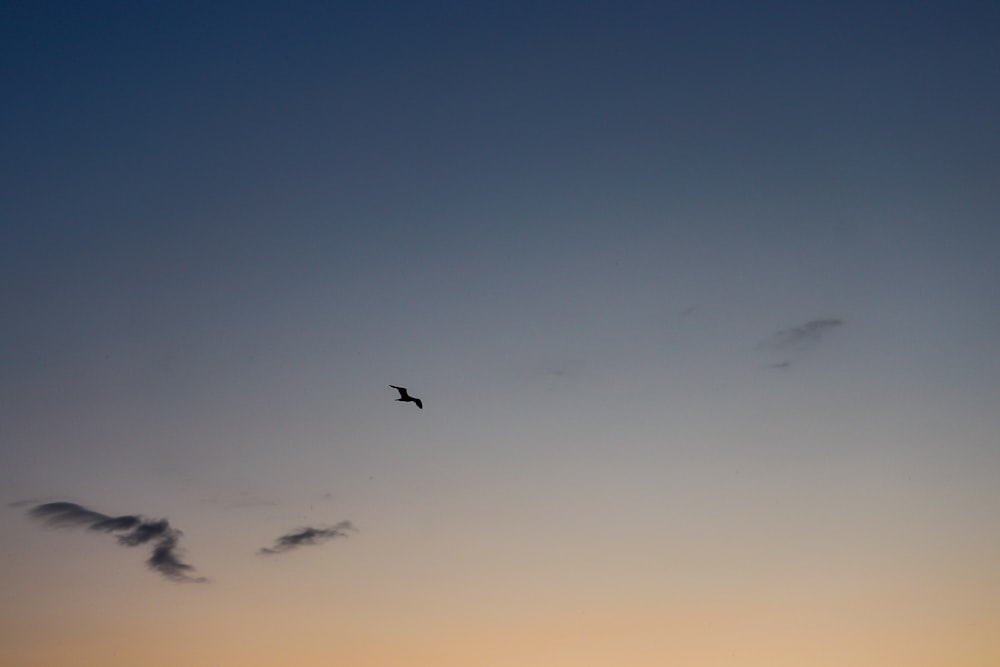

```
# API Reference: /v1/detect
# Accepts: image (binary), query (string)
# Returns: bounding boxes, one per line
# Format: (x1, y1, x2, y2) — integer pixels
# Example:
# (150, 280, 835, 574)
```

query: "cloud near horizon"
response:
(258, 521, 356, 555)
(26, 502, 207, 583)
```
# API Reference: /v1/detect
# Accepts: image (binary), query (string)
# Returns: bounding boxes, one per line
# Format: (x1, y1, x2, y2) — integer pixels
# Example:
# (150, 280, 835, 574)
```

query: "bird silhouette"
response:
(390, 385, 423, 409)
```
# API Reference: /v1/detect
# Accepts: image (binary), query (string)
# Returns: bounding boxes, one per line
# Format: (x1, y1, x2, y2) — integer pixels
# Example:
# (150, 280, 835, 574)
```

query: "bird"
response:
(390, 385, 423, 409)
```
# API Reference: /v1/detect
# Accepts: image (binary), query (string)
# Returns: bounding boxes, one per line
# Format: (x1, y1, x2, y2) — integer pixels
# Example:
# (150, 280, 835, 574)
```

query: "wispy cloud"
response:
(760, 318, 844, 350)
(756, 318, 844, 369)
(26, 502, 207, 583)
(258, 521, 355, 555)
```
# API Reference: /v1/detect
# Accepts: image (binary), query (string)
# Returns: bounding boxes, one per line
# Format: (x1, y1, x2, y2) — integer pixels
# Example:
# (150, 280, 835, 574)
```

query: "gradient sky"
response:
(2, 2, 999, 665)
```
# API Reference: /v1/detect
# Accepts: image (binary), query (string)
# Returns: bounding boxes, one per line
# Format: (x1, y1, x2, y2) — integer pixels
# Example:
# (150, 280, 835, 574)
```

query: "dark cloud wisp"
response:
(26, 502, 206, 583)
(760, 318, 844, 350)
(258, 521, 355, 556)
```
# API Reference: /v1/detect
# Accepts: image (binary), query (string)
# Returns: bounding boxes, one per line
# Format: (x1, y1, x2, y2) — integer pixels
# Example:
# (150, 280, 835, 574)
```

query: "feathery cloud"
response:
(258, 521, 355, 555)
(26, 502, 206, 583)
(762, 318, 844, 350)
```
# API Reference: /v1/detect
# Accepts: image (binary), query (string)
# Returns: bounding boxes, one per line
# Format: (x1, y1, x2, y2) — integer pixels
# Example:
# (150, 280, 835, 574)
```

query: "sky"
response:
(1, 1, 999, 665)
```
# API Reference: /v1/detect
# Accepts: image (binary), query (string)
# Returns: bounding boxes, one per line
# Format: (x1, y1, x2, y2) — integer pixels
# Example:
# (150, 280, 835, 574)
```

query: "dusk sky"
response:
(2, 2, 999, 665)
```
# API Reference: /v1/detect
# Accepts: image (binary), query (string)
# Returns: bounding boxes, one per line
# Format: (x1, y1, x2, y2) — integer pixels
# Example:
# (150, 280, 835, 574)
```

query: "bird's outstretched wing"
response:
(390, 385, 410, 399)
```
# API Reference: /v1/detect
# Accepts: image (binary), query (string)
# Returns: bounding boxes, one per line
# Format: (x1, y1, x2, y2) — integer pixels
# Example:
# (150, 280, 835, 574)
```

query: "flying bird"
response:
(390, 385, 422, 409)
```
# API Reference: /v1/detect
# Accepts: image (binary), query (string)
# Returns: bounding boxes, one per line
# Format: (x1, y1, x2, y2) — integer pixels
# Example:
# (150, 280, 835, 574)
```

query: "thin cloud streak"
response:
(258, 521, 356, 555)
(26, 502, 207, 583)
(760, 318, 844, 350)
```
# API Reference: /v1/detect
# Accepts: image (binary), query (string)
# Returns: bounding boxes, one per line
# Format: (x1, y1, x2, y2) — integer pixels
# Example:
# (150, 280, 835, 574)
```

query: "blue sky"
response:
(2, 2, 999, 665)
